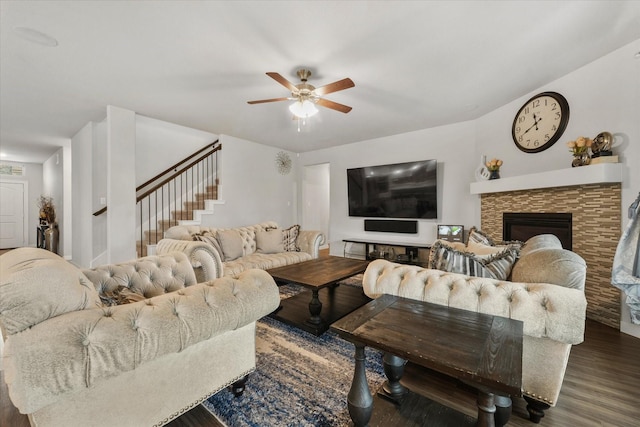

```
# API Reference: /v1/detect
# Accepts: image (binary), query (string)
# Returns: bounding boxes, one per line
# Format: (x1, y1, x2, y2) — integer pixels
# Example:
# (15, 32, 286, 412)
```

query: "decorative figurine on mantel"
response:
(592, 131, 613, 158)
(589, 131, 620, 165)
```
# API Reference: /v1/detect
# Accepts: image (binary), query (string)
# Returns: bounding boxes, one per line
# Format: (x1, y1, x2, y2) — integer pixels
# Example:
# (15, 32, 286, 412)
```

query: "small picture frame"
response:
(437, 225, 464, 243)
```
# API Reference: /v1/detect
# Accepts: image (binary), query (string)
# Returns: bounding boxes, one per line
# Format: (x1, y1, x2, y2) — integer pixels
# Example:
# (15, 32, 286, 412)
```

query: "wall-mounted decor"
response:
(512, 91, 569, 153)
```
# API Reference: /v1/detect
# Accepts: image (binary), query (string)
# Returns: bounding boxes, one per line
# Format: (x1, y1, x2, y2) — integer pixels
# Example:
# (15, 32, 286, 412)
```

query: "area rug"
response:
(204, 275, 385, 427)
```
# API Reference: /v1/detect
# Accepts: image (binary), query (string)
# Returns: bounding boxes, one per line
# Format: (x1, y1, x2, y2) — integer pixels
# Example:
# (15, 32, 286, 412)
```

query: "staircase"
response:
(133, 141, 221, 257)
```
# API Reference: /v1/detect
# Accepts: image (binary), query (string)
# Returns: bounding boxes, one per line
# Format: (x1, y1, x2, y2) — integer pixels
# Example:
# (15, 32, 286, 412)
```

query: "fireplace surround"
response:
(480, 183, 621, 328)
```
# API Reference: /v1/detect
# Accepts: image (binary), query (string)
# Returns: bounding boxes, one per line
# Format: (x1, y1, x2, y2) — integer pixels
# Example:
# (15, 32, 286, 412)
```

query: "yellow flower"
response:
(486, 158, 503, 171)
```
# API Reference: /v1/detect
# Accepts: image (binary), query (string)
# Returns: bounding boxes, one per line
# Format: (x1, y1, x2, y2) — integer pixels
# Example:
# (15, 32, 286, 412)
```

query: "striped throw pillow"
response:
(428, 240, 518, 280)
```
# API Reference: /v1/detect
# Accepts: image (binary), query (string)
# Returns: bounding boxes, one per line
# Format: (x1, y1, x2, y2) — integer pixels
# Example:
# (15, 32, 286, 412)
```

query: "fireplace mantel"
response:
(470, 163, 623, 195)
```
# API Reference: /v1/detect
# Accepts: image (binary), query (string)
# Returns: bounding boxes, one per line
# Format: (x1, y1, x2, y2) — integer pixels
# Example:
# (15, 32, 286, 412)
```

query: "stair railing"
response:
(94, 140, 221, 257)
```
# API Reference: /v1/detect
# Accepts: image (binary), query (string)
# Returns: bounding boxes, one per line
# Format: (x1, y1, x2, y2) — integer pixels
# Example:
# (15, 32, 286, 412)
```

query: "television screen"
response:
(347, 159, 437, 219)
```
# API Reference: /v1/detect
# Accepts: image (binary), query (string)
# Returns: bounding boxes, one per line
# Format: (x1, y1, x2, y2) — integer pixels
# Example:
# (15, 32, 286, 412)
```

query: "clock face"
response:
(512, 91, 569, 153)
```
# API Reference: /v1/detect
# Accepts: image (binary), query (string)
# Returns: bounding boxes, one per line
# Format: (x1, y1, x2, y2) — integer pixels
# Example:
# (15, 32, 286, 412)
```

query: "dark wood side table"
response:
(331, 295, 523, 427)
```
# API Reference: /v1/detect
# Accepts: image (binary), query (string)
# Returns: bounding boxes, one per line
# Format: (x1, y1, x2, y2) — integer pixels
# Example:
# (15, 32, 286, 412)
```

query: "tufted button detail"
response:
(477, 290, 482, 297)
(82, 338, 90, 346)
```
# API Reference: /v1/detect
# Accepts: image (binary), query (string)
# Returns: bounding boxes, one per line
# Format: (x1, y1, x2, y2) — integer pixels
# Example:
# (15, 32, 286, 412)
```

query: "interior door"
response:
(0, 181, 26, 249)
(302, 163, 330, 249)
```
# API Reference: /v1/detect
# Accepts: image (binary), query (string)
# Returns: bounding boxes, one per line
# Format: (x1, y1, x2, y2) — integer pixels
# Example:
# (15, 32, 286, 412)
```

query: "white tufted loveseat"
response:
(0, 248, 279, 427)
(156, 221, 325, 280)
(362, 234, 588, 423)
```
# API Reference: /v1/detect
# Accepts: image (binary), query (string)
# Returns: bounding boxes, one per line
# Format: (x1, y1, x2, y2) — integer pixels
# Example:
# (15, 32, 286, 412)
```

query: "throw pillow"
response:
(467, 226, 524, 250)
(428, 240, 518, 281)
(467, 226, 496, 246)
(215, 229, 244, 261)
(256, 228, 285, 254)
(192, 231, 224, 257)
(282, 224, 301, 252)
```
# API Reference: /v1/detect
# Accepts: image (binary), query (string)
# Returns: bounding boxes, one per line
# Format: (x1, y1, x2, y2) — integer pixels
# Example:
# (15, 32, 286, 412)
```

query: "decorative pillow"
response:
(428, 240, 518, 281)
(193, 231, 223, 257)
(256, 228, 285, 254)
(100, 286, 146, 306)
(282, 225, 300, 252)
(467, 226, 496, 246)
(215, 229, 244, 261)
(467, 226, 524, 250)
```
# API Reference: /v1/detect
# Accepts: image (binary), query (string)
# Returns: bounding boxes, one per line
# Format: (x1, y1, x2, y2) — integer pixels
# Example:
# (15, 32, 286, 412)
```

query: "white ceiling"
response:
(1, 1, 639, 163)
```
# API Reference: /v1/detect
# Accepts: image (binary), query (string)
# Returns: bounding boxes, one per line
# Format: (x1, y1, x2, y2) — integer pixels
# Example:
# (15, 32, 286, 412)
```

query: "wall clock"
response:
(512, 91, 570, 153)
(275, 151, 292, 175)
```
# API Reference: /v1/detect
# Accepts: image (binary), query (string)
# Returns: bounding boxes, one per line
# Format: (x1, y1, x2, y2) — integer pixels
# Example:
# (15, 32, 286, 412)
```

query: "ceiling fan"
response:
(247, 69, 355, 118)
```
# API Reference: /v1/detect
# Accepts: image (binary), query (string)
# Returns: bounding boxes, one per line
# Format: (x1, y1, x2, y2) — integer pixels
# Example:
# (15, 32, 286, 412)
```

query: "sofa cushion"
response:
(282, 224, 301, 252)
(223, 252, 313, 277)
(256, 229, 285, 254)
(0, 248, 102, 335)
(428, 240, 518, 280)
(216, 229, 244, 261)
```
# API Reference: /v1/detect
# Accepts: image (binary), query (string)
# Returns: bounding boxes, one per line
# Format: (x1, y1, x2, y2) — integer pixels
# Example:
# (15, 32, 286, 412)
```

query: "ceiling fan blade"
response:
(314, 78, 355, 96)
(247, 97, 290, 104)
(266, 72, 298, 92)
(316, 98, 352, 113)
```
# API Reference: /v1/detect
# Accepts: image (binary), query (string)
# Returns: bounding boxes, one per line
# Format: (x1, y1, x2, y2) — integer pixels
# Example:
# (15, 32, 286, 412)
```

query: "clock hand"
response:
(523, 113, 542, 134)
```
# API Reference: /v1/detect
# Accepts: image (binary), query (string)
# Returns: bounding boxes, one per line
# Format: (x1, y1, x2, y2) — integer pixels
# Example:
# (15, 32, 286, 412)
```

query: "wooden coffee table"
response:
(267, 256, 370, 335)
(331, 294, 523, 427)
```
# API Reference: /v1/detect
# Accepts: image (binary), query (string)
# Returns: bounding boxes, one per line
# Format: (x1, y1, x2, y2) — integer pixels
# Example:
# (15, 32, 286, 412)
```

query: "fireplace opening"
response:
(503, 213, 572, 250)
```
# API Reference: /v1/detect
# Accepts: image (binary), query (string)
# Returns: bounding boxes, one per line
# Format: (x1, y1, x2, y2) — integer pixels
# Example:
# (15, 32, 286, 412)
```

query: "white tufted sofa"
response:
(362, 234, 588, 423)
(157, 221, 325, 280)
(0, 248, 280, 427)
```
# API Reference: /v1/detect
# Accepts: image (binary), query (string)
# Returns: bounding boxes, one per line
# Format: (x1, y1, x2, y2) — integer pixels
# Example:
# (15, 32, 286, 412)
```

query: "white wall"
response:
(0, 160, 42, 246)
(42, 147, 65, 256)
(198, 134, 297, 229)
(475, 39, 640, 337)
(71, 122, 94, 268)
(298, 120, 478, 256)
(106, 106, 137, 263)
(135, 115, 219, 185)
(302, 163, 330, 246)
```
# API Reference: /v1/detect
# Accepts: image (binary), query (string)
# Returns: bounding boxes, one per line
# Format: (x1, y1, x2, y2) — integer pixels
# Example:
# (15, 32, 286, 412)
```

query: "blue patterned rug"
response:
(204, 277, 385, 426)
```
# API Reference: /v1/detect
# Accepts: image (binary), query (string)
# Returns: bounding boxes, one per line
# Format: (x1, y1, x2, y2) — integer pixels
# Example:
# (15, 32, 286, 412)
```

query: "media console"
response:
(342, 238, 431, 267)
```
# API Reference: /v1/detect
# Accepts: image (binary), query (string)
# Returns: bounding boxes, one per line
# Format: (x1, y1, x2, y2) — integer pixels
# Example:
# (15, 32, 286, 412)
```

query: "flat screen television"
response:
(347, 159, 437, 219)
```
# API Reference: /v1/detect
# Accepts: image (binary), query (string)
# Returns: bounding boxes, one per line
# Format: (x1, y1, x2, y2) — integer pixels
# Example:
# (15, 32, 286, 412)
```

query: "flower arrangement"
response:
(37, 195, 56, 224)
(566, 136, 593, 155)
(486, 158, 503, 172)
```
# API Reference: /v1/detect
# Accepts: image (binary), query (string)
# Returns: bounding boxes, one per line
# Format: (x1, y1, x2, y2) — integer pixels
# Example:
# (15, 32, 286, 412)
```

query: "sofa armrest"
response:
(363, 259, 587, 345)
(3, 269, 280, 414)
(157, 238, 224, 280)
(297, 230, 325, 258)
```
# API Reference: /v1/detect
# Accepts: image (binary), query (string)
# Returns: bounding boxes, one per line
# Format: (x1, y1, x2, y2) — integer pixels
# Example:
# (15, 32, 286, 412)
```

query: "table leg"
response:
(476, 389, 496, 427)
(494, 394, 512, 427)
(348, 343, 373, 427)
(380, 353, 408, 402)
(307, 289, 323, 325)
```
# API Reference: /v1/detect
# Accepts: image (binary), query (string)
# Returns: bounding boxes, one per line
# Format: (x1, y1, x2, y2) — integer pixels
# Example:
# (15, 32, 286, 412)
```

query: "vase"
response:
(571, 152, 591, 167)
(489, 170, 500, 180)
(44, 224, 59, 254)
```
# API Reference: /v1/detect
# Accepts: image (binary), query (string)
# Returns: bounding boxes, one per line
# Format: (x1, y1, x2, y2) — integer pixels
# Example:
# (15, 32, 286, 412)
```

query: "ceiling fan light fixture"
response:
(289, 100, 318, 118)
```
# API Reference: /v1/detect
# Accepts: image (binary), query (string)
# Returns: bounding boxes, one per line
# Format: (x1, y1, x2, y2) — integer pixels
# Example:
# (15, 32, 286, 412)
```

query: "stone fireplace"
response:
(471, 165, 623, 328)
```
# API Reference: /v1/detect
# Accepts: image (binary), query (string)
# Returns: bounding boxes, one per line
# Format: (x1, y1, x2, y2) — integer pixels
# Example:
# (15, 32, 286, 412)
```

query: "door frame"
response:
(0, 179, 29, 248)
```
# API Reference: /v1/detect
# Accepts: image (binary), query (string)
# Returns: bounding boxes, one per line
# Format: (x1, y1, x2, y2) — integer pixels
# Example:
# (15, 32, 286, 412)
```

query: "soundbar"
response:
(364, 219, 418, 234)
